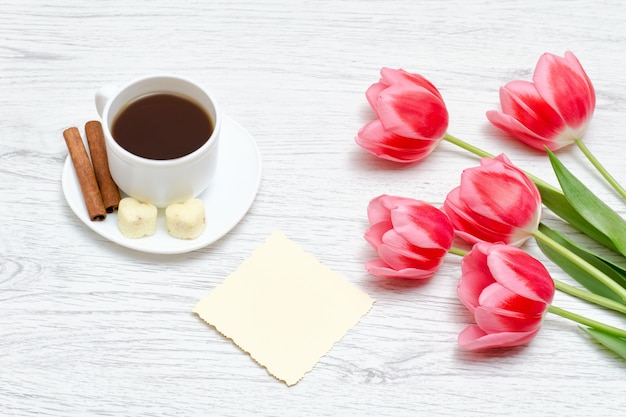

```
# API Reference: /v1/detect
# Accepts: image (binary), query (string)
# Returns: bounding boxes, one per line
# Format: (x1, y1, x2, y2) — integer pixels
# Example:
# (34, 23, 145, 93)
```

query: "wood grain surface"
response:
(1, 0, 626, 415)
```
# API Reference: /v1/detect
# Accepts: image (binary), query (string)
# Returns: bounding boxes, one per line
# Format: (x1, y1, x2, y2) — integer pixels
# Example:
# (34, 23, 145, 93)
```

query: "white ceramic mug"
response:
(95, 74, 221, 207)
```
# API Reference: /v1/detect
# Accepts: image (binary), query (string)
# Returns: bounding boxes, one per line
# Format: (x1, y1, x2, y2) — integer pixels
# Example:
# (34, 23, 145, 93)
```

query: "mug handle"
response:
(95, 84, 119, 118)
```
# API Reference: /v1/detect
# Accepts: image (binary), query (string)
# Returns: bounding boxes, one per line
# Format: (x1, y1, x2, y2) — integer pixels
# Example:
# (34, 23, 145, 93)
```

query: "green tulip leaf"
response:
(536, 223, 626, 303)
(583, 327, 626, 362)
(535, 181, 617, 252)
(546, 149, 626, 257)
(595, 255, 626, 284)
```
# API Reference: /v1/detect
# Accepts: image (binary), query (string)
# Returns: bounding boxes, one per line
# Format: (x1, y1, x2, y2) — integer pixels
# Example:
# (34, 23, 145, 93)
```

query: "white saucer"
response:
(62, 115, 262, 254)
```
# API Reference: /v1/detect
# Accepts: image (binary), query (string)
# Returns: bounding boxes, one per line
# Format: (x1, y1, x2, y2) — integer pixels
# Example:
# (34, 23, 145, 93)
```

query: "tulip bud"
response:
(356, 68, 449, 163)
(457, 242, 555, 350)
(443, 154, 542, 247)
(365, 195, 454, 279)
(486, 51, 595, 151)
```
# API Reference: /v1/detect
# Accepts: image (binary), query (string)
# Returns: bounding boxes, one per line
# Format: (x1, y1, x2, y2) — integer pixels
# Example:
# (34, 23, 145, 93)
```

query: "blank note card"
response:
(194, 231, 374, 385)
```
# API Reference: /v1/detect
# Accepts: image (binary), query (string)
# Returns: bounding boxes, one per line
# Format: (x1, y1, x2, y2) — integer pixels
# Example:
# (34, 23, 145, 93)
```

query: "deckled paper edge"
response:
(194, 299, 374, 386)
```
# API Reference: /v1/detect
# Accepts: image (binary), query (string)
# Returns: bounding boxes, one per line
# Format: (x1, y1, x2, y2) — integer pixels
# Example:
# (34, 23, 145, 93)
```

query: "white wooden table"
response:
(2, 1, 625, 415)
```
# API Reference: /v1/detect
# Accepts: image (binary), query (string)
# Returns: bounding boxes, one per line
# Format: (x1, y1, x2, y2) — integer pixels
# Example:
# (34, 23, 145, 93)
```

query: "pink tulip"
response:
(457, 242, 555, 350)
(443, 154, 542, 247)
(486, 51, 595, 151)
(365, 194, 454, 279)
(356, 67, 449, 163)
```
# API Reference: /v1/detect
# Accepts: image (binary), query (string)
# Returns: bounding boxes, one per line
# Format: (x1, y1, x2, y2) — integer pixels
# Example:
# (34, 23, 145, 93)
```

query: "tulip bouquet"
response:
(356, 52, 626, 360)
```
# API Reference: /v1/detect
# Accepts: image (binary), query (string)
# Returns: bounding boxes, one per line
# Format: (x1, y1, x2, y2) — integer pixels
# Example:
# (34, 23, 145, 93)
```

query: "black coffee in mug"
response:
(112, 93, 214, 160)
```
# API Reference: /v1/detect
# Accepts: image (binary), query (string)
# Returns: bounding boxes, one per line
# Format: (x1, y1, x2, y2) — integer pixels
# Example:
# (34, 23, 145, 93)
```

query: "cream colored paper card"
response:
(193, 231, 374, 386)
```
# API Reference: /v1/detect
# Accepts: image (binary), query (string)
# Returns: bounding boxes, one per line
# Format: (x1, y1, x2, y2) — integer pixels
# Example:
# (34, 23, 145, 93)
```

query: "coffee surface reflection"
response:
(112, 93, 213, 160)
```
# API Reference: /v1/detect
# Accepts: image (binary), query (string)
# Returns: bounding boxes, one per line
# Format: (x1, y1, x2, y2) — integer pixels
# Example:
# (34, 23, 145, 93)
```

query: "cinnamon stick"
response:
(85, 120, 120, 213)
(63, 127, 107, 221)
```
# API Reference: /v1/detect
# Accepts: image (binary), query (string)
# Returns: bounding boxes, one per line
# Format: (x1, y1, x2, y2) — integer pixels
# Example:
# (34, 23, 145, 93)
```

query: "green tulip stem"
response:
(448, 244, 626, 314)
(442, 133, 562, 194)
(574, 138, 626, 201)
(442, 133, 494, 159)
(548, 304, 626, 339)
(553, 279, 626, 315)
(448, 246, 468, 257)
(533, 228, 626, 303)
